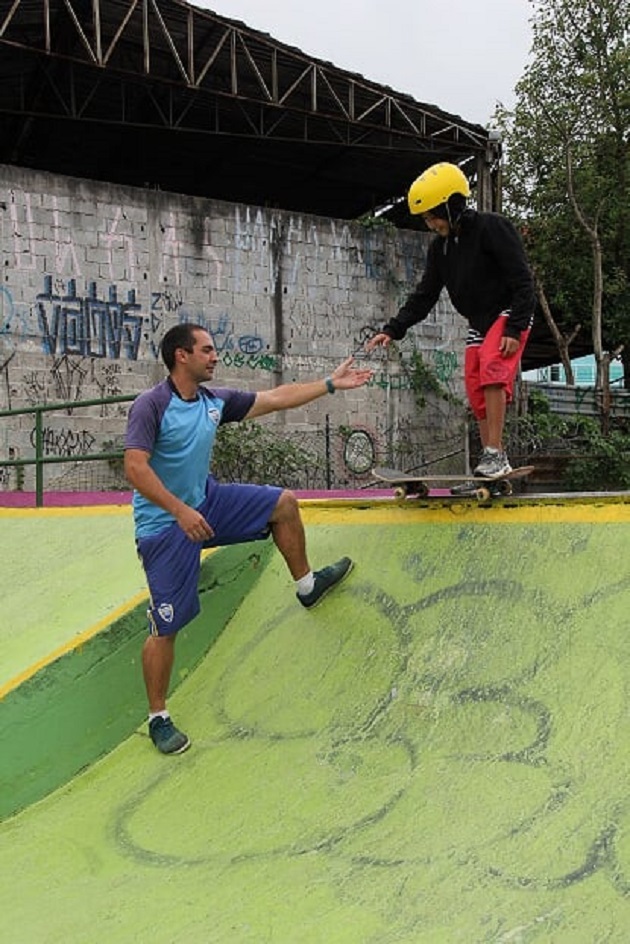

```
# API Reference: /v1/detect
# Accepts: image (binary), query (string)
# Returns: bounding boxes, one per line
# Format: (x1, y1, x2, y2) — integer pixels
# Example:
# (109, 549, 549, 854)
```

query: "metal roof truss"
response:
(0, 0, 487, 153)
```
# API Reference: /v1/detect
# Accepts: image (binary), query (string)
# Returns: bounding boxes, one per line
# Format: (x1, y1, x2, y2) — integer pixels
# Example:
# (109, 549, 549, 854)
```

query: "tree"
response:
(495, 0, 629, 416)
(532, 267, 580, 385)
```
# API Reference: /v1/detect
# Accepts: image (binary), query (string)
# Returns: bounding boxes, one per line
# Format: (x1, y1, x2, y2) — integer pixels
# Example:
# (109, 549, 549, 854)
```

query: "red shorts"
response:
(464, 315, 530, 420)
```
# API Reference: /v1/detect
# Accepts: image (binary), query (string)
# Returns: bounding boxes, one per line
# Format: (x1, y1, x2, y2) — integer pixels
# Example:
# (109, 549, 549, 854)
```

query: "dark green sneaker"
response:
(297, 557, 353, 609)
(149, 716, 191, 755)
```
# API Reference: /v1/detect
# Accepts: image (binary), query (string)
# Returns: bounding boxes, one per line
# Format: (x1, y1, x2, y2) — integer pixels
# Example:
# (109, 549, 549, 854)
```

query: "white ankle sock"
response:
(148, 710, 170, 723)
(296, 572, 315, 596)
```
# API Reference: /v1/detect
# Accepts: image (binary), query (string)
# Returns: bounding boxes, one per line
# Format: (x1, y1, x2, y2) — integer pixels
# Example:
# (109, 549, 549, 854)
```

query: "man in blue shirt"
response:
(125, 322, 373, 754)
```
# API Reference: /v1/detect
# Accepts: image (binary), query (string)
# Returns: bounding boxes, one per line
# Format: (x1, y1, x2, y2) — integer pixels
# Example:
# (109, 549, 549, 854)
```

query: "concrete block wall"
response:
(0, 164, 468, 490)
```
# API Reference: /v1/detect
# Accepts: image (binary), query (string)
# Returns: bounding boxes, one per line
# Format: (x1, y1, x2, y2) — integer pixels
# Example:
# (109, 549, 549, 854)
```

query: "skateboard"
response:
(372, 465, 535, 502)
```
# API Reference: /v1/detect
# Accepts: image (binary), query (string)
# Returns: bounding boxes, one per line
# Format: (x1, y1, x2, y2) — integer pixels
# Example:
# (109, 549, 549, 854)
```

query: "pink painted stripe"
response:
(0, 486, 452, 507)
(0, 491, 134, 507)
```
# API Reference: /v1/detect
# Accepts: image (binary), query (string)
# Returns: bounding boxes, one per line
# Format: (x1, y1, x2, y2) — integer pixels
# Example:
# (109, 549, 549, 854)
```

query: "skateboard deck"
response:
(372, 465, 535, 501)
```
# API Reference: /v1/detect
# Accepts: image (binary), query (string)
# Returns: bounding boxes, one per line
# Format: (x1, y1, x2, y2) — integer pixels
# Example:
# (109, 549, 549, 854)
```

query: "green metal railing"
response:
(0, 395, 136, 507)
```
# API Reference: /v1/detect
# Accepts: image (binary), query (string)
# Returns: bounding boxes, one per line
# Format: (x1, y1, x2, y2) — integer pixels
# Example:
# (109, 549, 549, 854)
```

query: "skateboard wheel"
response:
(394, 486, 407, 499)
(498, 480, 513, 496)
(476, 487, 491, 502)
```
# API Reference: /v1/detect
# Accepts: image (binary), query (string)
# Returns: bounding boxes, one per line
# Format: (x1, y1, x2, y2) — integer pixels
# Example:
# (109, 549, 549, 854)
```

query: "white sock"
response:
(148, 710, 170, 723)
(296, 571, 315, 596)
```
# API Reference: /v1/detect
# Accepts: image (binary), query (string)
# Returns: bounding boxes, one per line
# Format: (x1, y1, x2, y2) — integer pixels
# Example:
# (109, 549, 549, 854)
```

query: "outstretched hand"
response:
(365, 332, 392, 352)
(330, 355, 374, 390)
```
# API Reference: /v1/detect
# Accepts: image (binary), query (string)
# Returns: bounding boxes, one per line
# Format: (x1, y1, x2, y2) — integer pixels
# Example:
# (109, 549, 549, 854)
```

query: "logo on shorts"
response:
(208, 408, 220, 424)
(157, 603, 174, 623)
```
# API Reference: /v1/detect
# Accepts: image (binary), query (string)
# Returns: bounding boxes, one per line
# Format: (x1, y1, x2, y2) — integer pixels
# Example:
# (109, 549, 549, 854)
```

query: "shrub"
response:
(212, 421, 315, 487)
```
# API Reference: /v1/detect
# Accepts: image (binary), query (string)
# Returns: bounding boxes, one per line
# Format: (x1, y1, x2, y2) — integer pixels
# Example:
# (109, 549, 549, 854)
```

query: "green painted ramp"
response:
(3, 500, 630, 942)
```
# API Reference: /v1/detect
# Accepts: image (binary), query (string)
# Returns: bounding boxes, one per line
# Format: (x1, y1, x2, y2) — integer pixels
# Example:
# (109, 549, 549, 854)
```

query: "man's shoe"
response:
(297, 557, 353, 609)
(149, 715, 191, 755)
(473, 448, 512, 479)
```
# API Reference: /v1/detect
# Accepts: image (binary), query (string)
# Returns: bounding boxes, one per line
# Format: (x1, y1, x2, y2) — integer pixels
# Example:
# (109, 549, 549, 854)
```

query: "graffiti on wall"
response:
(37, 277, 143, 359)
(94, 362, 124, 400)
(50, 354, 90, 403)
(10, 193, 84, 274)
(104, 206, 137, 283)
(365, 349, 460, 395)
(152, 289, 185, 315)
(0, 285, 29, 353)
(4, 186, 433, 360)
(30, 426, 96, 457)
(221, 350, 277, 372)
(2, 185, 458, 404)
(9, 190, 36, 272)
(433, 349, 458, 384)
(186, 312, 277, 372)
(23, 370, 47, 406)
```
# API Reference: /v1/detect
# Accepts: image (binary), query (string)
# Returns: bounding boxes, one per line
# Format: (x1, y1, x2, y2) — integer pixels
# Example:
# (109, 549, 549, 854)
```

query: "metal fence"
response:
(0, 395, 136, 505)
(523, 382, 630, 419)
(0, 395, 457, 505)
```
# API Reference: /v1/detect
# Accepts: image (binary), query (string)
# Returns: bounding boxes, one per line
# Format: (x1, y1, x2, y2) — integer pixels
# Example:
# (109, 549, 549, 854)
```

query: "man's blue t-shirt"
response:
(125, 378, 255, 538)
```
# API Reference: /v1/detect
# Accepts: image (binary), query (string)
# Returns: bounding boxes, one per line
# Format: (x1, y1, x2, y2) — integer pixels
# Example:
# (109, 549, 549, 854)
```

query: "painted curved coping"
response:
(0, 540, 273, 823)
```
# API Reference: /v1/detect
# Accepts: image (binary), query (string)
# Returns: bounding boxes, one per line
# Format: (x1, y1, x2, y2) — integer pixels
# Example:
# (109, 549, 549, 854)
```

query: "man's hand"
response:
(246, 356, 373, 418)
(330, 355, 374, 390)
(365, 332, 392, 352)
(175, 505, 214, 542)
(125, 448, 215, 542)
(499, 335, 520, 358)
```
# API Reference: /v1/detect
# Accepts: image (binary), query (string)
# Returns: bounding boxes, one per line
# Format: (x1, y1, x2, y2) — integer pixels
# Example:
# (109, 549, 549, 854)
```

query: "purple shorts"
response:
(136, 476, 282, 636)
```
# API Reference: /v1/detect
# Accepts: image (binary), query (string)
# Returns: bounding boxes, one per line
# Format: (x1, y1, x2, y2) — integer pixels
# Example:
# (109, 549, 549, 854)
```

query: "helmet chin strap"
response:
(446, 194, 466, 230)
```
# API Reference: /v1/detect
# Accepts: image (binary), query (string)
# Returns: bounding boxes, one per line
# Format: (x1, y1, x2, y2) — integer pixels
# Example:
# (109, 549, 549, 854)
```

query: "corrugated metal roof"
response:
(0, 0, 492, 218)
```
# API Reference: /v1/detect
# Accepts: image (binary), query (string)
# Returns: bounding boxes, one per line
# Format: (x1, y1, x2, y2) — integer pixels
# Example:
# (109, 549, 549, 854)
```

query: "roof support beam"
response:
(0, 0, 488, 153)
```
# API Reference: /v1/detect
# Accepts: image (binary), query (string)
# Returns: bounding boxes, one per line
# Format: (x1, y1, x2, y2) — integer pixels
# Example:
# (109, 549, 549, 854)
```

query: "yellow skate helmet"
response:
(407, 162, 471, 215)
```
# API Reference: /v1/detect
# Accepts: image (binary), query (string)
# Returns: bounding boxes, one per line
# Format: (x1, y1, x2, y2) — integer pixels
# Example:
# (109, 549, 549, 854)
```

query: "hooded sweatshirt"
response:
(382, 209, 535, 342)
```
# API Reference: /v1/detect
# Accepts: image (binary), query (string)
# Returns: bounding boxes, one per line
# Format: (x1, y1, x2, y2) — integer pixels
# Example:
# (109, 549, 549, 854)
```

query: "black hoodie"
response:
(382, 209, 535, 342)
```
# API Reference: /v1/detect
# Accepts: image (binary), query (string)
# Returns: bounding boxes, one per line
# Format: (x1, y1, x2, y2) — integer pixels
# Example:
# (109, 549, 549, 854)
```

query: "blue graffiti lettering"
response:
(37, 277, 143, 360)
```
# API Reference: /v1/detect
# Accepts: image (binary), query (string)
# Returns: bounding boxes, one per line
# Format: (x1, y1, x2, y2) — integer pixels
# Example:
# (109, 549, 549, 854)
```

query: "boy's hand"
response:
(500, 336, 520, 357)
(365, 332, 392, 352)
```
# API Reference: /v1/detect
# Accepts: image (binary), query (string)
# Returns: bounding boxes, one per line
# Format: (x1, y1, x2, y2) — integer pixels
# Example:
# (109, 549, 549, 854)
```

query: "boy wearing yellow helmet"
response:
(367, 161, 535, 481)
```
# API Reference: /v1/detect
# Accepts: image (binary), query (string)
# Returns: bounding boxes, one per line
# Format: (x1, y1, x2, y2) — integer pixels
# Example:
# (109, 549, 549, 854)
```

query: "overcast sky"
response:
(195, 0, 534, 127)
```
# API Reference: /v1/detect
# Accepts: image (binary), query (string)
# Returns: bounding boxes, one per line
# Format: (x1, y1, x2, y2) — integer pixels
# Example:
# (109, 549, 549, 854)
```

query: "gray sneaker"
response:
(149, 716, 191, 755)
(297, 557, 353, 609)
(473, 448, 512, 479)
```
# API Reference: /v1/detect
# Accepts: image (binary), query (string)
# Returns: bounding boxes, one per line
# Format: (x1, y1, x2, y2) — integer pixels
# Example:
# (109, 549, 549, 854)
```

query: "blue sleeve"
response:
(207, 387, 255, 424)
(125, 383, 171, 453)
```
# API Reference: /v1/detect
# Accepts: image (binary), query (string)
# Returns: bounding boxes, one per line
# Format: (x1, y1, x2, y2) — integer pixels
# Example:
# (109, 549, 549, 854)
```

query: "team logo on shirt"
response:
(207, 408, 221, 424)
(157, 603, 174, 623)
